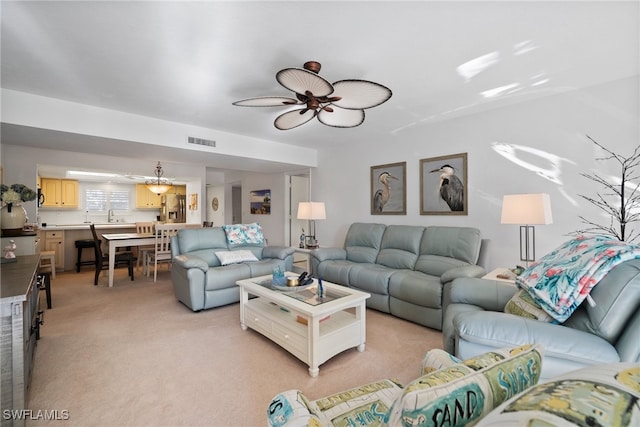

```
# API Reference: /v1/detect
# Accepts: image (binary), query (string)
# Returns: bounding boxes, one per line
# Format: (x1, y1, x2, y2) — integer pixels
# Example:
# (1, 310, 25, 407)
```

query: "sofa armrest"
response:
(310, 247, 347, 263)
(449, 277, 518, 311)
(441, 264, 486, 283)
(262, 246, 295, 260)
(173, 254, 209, 272)
(454, 311, 620, 365)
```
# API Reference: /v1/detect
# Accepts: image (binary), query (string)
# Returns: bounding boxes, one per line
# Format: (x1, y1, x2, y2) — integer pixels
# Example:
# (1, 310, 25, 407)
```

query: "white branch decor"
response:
(575, 135, 640, 243)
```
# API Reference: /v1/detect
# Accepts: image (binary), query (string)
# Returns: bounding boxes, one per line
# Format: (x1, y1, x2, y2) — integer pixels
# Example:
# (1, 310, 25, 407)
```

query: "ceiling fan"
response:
(233, 61, 392, 130)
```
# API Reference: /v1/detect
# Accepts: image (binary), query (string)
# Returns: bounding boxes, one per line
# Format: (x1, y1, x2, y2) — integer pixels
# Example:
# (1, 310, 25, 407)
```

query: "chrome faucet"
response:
(108, 209, 114, 223)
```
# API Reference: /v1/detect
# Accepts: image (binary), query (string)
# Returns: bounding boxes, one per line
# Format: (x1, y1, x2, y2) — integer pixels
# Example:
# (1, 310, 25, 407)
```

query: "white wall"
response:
(312, 76, 640, 269)
(205, 184, 225, 226)
(240, 173, 288, 246)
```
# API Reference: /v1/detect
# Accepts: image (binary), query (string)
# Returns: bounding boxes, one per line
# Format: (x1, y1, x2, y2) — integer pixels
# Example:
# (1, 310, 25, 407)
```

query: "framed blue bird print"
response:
(371, 161, 406, 215)
(420, 153, 468, 215)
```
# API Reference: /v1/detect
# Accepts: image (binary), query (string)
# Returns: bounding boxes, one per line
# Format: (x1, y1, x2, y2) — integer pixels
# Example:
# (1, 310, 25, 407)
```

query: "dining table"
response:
(101, 232, 156, 287)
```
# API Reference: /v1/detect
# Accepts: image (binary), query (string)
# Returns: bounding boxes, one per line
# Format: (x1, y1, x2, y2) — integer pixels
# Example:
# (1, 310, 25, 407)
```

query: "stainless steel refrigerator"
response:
(160, 194, 186, 223)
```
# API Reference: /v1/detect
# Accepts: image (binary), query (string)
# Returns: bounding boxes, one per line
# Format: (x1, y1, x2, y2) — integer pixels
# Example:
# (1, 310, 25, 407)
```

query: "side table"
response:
(292, 247, 316, 274)
(482, 267, 517, 284)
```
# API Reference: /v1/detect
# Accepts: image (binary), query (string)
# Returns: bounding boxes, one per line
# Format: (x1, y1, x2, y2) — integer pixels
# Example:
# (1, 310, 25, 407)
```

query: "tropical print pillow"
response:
(222, 223, 265, 246)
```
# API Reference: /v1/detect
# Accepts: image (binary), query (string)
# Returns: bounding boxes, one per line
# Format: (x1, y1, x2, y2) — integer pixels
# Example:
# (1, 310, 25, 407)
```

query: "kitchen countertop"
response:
(39, 223, 136, 231)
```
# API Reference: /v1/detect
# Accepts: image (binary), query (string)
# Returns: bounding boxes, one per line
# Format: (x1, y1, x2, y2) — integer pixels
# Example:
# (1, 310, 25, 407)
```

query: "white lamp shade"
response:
(297, 202, 326, 220)
(501, 193, 553, 225)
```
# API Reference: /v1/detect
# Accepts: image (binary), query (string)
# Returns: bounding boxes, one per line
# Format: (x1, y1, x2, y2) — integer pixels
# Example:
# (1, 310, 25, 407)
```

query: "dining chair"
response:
(90, 223, 135, 286)
(145, 223, 182, 282)
(135, 221, 155, 274)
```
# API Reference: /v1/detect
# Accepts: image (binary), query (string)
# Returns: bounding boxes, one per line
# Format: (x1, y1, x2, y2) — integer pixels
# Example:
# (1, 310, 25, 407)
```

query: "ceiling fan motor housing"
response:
(303, 61, 321, 74)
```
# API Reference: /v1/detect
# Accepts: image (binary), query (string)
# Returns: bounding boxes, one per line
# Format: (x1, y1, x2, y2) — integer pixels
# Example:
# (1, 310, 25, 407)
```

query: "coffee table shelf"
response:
(237, 274, 370, 377)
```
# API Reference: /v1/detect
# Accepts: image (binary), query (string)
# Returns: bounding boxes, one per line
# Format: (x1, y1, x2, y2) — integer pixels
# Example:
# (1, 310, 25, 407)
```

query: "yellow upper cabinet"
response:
(167, 185, 186, 195)
(136, 184, 162, 208)
(40, 178, 78, 208)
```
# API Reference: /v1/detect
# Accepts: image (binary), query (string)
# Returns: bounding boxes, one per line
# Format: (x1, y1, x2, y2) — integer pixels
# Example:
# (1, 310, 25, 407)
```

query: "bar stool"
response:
(38, 272, 52, 309)
(40, 250, 56, 279)
(75, 239, 97, 272)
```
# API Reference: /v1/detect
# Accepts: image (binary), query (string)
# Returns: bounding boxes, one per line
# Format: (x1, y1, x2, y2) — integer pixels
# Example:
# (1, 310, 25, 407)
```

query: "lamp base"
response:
(305, 237, 319, 249)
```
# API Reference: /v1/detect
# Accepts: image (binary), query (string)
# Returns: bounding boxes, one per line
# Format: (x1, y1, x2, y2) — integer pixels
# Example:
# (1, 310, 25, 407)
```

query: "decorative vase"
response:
(1, 203, 28, 236)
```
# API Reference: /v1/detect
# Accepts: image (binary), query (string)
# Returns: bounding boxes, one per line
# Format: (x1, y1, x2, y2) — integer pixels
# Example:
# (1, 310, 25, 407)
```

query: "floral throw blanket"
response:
(516, 235, 640, 323)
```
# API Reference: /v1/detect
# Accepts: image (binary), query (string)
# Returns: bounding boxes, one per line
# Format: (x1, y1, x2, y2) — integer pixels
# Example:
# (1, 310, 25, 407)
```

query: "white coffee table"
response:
(236, 274, 370, 377)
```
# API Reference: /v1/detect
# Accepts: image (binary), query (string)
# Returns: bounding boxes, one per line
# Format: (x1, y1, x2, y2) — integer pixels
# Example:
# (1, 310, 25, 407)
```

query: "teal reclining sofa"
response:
(170, 225, 294, 311)
(310, 222, 485, 330)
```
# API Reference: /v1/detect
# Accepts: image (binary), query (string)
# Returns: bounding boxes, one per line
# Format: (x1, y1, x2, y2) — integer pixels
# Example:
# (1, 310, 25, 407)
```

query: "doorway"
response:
(289, 175, 310, 247)
(232, 185, 242, 224)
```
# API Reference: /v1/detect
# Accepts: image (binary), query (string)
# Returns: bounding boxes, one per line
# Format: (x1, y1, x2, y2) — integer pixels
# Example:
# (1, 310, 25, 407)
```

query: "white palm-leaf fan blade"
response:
(274, 109, 316, 130)
(232, 96, 300, 107)
(331, 80, 392, 110)
(276, 68, 334, 97)
(318, 106, 365, 128)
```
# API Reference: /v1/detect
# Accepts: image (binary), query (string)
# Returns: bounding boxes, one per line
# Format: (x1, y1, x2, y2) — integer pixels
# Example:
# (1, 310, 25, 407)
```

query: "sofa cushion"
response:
(384, 344, 543, 426)
(375, 225, 424, 270)
(421, 226, 482, 265)
(476, 362, 640, 426)
(222, 222, 265, 246)
(564, 258, 640, 343)
(315, 260, 354, 286)
(204, 263, 251, 291)
(267, 380, 403, 427)
(344, 222, 387, 263)
(415, 254, 472, 277)
(215, 250, 259, 265)
(421, 348, 462, 375)
(388, 270, 442, 308)
(348, 263, 396, 295)
(177, 227, 228, 254)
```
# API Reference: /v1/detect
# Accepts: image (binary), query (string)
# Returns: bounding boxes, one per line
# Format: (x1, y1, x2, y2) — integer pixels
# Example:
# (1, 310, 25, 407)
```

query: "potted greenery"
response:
(1, 184, 37, 235)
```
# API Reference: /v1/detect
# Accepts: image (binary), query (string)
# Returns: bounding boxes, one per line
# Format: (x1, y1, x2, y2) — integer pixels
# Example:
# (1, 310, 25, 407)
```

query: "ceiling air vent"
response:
(188, 136, 216, 148)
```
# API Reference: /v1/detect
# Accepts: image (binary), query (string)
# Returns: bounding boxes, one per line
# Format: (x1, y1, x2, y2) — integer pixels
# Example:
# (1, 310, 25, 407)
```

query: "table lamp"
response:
(501, 193, 553, 265)
(297, 202, 326, 248)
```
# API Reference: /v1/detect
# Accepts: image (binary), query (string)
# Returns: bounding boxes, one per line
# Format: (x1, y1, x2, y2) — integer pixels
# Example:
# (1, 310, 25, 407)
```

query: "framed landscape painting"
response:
(420, 152, 468, 215)
(371, 161, 406, 215)
(250, 189, 271, 214)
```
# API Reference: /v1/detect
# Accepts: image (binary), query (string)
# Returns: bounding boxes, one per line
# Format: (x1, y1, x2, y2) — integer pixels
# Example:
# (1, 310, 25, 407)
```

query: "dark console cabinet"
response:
(1, 255, 43, 427)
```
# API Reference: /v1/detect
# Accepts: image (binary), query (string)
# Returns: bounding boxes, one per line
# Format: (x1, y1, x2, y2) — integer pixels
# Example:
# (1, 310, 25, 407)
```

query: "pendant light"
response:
(145, 161, 172, 195)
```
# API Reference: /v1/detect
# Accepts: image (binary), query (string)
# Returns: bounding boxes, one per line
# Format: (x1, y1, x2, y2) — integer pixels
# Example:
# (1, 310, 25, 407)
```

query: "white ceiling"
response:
(1, 1, 638, 174)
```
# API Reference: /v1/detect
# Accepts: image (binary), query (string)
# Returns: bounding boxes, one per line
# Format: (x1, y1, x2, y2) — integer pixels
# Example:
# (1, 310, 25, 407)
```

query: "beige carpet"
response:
(27, 267, 443, 427)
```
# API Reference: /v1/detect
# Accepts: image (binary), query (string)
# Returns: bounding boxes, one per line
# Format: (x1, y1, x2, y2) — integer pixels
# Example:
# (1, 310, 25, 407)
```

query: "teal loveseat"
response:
(443, 258, 640, 380)
(310, 223, 485, 330)
(170, 225, 294, 311)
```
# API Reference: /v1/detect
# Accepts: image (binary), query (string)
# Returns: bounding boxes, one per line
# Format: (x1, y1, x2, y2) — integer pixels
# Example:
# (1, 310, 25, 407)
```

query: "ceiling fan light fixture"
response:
(234, 61, 392, 130)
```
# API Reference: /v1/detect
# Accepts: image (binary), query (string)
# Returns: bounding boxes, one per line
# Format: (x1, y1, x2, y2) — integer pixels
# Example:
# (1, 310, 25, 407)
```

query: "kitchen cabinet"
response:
(1, 255, 44, 427)
(40, 178, 78, 208)
(43, 230, 65, 271)
(167, 185, 186, 195)
(135, 184, 162, 209)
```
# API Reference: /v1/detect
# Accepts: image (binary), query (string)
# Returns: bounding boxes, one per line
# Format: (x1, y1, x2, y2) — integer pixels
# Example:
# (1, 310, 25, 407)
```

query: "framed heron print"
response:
(371, 161, 406, 215)
(420, 153, 468, 215)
